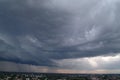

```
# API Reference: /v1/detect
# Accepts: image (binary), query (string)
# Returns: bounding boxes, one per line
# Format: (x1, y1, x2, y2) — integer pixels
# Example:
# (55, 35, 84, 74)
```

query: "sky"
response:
(0, 0, 120, 73)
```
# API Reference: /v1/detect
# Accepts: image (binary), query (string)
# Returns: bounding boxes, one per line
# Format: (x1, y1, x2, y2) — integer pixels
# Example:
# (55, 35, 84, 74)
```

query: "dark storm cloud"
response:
(0, 0, 120, 66)
(0, 0, 71, 66)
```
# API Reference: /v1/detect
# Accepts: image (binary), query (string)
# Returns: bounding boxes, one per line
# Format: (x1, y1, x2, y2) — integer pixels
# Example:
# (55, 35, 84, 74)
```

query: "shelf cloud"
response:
(0, 0, 120, 72)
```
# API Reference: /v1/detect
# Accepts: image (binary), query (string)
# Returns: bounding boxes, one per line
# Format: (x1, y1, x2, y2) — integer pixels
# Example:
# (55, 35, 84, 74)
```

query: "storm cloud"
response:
(0, 0, 120, 67)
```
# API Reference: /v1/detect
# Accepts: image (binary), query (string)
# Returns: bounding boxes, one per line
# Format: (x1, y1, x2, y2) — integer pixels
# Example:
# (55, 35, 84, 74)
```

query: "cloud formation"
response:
(1, 54, 120, 73)
(0, 0, 120, 68)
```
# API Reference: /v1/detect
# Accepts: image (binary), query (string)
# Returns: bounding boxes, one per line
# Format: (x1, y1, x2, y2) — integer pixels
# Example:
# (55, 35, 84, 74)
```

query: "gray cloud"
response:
(0, 0, 120, 67)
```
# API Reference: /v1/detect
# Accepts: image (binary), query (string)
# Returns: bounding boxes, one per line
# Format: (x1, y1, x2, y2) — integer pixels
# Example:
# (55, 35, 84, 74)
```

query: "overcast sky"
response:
(0, 0, 120, 73)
